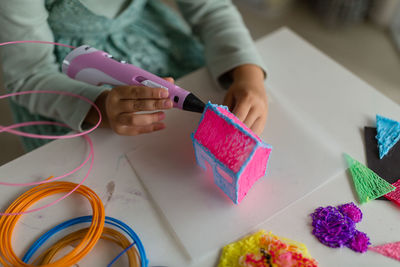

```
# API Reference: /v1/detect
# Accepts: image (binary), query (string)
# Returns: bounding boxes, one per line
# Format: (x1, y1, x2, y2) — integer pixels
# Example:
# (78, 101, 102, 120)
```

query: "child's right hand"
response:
(87, 78, 174, 136)
(105, 85, 173, 135)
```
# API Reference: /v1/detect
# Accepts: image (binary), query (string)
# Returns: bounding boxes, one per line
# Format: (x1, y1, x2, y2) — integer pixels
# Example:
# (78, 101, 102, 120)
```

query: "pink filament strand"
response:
(0, 91, 101, 186)
(0, 40, 102, 216)
(0, 40, 75, 49)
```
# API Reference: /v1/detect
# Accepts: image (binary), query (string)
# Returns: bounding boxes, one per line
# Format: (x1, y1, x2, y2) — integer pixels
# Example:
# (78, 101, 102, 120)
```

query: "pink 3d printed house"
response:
(191, 102, 272, 204)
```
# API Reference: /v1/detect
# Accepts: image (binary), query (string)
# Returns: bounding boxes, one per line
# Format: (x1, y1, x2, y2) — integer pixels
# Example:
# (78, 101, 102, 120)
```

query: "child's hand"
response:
(88, 78, 174, 136)
(223, 64, 268, 135)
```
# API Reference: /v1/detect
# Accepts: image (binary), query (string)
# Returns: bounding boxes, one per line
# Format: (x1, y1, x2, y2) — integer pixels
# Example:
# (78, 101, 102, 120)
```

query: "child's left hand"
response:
(223, 64, 268, 136)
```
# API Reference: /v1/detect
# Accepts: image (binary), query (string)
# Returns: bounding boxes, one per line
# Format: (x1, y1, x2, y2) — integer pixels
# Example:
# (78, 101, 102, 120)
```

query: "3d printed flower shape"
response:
(240, 250, 317, 267)
(311, 206, 356, 248)
(346, 230, 370, 253)
(310, 202, 370, 253)
(218, 230, 318, 267)
(337, 202, 363, 223)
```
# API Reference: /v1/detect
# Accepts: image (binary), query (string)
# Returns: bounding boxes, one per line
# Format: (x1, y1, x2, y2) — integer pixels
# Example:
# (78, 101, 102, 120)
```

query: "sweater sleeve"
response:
(0, 0, 106, 131)
(176, 0, 266, 88)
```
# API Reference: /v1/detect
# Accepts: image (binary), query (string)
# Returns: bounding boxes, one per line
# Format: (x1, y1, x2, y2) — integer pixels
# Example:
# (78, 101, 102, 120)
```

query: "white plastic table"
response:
(1, 28, 399, 267)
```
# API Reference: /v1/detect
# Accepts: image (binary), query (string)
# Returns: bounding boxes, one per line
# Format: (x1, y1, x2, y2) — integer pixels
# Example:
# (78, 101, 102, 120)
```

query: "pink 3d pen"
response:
(62, 45, 205, 113)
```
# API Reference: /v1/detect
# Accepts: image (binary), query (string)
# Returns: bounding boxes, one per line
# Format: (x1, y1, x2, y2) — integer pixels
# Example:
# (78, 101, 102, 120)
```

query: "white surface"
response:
(125, 82, 344, 262)
(0, 28, 400, 266)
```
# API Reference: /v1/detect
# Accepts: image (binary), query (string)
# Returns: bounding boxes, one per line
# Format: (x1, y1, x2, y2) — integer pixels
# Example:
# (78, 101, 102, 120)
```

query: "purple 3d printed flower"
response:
(346, 230, 370, 253)
(337, 202, 363, 223)
(310, 206, 356, 248)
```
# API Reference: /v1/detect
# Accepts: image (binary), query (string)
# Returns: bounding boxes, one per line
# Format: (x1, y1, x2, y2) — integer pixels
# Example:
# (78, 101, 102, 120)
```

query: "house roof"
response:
(193, 103, 267, 173)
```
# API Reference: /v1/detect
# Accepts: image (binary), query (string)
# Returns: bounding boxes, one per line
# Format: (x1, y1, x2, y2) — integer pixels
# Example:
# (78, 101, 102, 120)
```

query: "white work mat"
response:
(125, 88, 344, 262)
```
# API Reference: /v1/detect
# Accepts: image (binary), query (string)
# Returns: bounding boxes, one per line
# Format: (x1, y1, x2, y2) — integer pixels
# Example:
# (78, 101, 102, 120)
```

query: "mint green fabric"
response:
(46, 0, 205, 79)
(0, 0, 265, 152)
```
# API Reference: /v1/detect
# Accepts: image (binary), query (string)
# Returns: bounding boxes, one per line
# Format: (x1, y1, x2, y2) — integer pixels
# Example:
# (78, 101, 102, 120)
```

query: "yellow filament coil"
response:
(34, 227, 139, 267)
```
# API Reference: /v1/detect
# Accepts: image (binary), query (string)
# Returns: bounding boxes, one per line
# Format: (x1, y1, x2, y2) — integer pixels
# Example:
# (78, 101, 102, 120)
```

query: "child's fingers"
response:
(114, 86, 169, 100)
(223, 93, 234, 110)
(117, 112, 165, 126)
(114, 122, 166, 136)
(232, 101, 251, 123)
(251, 116, 267, 136)
(243, 107, 259, 128)
(134, 123, 166, 135)
(119, 98, 173, 112)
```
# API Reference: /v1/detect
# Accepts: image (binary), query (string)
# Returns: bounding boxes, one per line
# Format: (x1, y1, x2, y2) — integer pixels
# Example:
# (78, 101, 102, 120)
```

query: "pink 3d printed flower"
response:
(192, 102, 272, 204)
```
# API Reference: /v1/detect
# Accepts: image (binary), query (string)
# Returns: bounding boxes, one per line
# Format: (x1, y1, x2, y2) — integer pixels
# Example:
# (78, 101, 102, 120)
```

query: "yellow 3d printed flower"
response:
(218, 230, 318, 267)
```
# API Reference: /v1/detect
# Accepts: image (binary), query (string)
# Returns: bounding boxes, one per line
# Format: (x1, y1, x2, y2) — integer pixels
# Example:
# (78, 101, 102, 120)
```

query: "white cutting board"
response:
(125, 71, 344, 263)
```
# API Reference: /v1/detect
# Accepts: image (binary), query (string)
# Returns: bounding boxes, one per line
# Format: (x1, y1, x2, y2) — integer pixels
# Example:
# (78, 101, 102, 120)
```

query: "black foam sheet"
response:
(364, 127, 400, 200)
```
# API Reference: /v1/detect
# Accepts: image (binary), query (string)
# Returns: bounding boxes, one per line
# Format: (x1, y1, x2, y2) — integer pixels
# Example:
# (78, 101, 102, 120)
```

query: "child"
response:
(0, 0, 268, 151)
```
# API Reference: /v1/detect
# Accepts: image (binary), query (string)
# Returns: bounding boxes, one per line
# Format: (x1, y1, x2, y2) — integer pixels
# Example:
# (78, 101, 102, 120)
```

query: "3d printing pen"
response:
(62, 45, 205, 113)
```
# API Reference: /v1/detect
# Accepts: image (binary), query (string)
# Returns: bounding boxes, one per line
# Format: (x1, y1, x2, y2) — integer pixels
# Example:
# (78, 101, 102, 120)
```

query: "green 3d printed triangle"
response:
(376, 115, 400, 159)
(344, 154, 396, 204)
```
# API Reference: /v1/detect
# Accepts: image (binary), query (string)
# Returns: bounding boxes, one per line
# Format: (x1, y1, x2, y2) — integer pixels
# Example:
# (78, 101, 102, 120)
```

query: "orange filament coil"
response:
(0, 180, 105, 267)
(33, 227, 139, 267)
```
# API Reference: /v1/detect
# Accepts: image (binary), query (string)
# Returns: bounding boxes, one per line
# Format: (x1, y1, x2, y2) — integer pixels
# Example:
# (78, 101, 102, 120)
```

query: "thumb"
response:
(163, 77, 175, 84)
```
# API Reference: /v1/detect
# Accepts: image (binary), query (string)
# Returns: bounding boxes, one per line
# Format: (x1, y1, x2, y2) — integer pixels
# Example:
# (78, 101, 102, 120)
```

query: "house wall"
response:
(237, 146, 272, 203)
